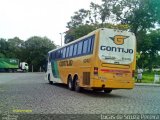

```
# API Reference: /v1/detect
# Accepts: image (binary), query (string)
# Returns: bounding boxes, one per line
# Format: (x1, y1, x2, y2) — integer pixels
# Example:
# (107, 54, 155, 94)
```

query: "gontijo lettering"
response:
(100, 46, 133, 54)
(59, 60, 73, 66)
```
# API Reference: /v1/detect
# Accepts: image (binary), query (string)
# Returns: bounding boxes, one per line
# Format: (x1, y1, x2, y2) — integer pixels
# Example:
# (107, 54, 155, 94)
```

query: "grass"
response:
(135, 71, 160, 84)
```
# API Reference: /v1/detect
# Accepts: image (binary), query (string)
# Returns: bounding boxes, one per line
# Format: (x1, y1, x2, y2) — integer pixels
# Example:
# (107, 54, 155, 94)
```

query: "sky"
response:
(0, 0, 101, 46)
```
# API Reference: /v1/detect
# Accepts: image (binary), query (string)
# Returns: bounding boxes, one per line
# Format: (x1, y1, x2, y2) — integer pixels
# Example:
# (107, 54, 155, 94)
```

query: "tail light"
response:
(132, 70, 135, 77)
(94, 67, 98, 75)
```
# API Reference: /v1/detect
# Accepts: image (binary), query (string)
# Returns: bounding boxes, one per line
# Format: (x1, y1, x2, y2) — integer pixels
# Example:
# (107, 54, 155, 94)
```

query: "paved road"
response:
(0, 73, 160, 119)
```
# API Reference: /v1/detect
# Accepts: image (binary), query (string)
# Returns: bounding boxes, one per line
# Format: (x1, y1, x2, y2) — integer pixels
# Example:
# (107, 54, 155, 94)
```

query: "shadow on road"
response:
(45, 83, 68, 89)
(80, 90, 125, 98)
(45, 82, 126, 98)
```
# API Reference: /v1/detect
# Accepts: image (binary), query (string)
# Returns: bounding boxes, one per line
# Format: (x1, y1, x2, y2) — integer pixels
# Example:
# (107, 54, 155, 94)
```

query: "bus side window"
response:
(48, 53, 51, 62)
(77, 41, 83, 55)
(87, 38, 92, 53)
(87, 36, 95, 53)
(66, 46, 70, 58)
(73, 44, 78, 56)
(90, 36, 95, 53)
(69, 45, 73, 57)
(52, 52, 56, 60)
(83, 39, 88, 54)
(54, 52, 56, 59)
(62, 47, 66, 58)
(60, 49, 63, 58)
(55, 51, 58, 59)
(56, 50, 61, 59)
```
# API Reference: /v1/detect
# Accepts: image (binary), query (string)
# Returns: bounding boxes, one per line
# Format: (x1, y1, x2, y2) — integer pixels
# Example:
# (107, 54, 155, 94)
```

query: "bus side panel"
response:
(51, 60, 60, 78)
(47, 60, 62, 83)
(56, 32, 99, 86)
(57, 56, 93, 86)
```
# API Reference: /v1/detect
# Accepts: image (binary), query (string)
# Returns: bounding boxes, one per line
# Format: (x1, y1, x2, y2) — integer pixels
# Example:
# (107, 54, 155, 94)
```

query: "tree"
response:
(64, 23, 130, 44)
(65, 25, 97, 43)
(89, 2, 101, 25)
(7, 37, 24, 59)
(137, 29, 160, 71)
(100, 0, 120, 25)
(23, 36, 56, 72)
(66, 0, 117, 29)
(115, 0, 160, 51)
(0, 38, 8, 57)
(67, 9, 90, 29)
(65, 0, 131, 44)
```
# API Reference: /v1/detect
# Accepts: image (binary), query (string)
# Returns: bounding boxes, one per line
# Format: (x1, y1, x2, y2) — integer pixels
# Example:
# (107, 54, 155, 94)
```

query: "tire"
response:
(74, 77, 82, 92)
(68, 76, 74, 90)
(48, 74, 53, 84)
(104, 89, 112, 93)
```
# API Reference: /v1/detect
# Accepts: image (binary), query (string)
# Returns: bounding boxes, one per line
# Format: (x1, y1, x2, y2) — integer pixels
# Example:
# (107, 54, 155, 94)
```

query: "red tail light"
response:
(94, 67, 98, 75)
(132, 70, 135, 77)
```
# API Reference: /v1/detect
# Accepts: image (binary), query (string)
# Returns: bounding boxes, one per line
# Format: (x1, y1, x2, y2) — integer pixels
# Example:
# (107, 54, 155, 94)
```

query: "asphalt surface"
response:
(0, 73, 160, 119)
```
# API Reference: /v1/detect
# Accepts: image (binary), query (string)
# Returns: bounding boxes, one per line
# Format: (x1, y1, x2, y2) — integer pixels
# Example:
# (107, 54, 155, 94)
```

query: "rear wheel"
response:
(48, 74, 53, 84)
(104, 89, 112, 93)
(74, 77, 82, 92)
(68, 76, 74, 90)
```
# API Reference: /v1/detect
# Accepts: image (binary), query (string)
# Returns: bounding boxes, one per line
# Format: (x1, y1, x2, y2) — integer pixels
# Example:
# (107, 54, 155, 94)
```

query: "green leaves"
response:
(64, 25, 96, 43)
(23, 36, 56, 71)
(137, 29, 160, 71)
(0, 38, 8, 57)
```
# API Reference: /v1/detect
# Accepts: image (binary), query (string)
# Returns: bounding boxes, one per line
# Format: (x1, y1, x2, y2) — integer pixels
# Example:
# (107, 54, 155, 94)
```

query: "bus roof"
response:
(48, 28, 134, 53)
(48, 29, 99, 53)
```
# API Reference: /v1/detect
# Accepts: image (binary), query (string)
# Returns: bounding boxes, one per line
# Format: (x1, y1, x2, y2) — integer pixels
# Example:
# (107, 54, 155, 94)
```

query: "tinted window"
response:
(91, 36, 95, 52)
(62, 47, 66, 58)
(60, 49, 63, 58)
(73, 44, 78, 56)
(77, 41, 83, 55)
(69, 45, 73, 57)
(87, 38, 92, 53)
(55, 51, 57, 59)
(56, 50, 61, 59)
(87, 36, 95, 53)
(66, 47, 70, 58)
(83, 39, 88, 54)
(51, 52, 56, 60)
(49, 53, 51, 62)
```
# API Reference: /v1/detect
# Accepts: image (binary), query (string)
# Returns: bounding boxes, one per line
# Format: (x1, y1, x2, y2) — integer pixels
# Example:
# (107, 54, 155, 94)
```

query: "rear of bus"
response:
(92, 28, 136, 91)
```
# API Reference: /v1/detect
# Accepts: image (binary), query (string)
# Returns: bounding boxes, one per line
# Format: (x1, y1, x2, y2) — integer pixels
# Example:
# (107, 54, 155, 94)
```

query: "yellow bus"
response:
(46, 28, 136, 93)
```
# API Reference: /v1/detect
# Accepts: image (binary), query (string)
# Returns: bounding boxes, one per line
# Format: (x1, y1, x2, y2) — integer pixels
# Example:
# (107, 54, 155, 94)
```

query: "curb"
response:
(135, 83, 160, 87)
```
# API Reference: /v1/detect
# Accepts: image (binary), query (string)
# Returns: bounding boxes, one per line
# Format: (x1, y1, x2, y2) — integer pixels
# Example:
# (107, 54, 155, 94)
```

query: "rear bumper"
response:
(90, 79, 134, 89)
